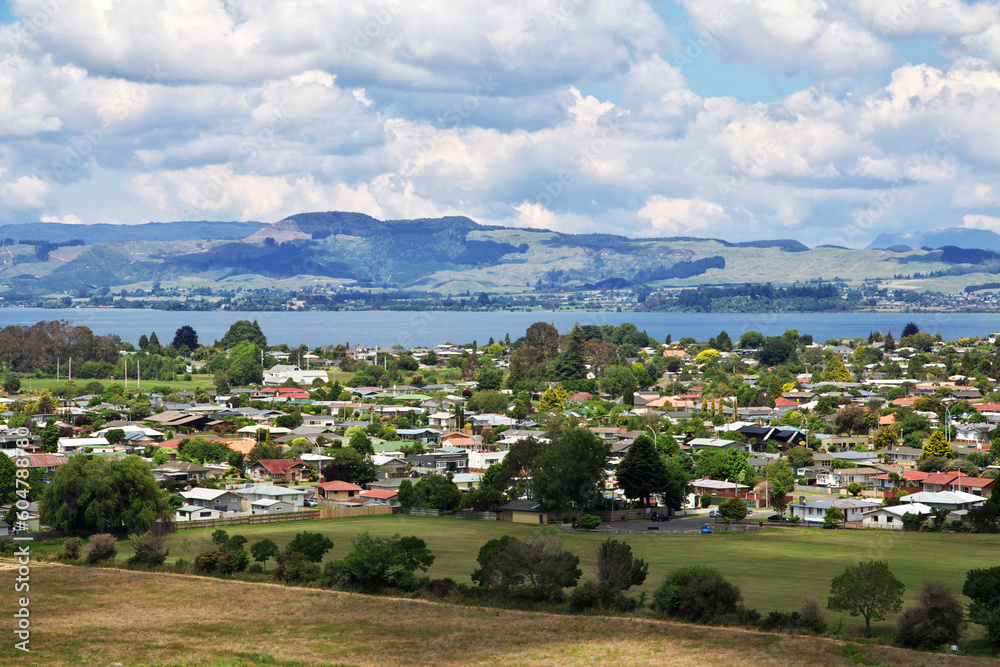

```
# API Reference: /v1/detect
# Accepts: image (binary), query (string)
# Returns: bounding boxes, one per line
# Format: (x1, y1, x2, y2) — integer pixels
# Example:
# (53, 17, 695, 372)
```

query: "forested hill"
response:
(0, 211, 995, 302)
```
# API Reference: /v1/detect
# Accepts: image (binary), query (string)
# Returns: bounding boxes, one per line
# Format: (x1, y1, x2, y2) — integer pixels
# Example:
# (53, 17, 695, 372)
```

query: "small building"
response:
(359, 489, 399, 506)
(499, 500, 555, 524)
(175, 505, 223, 522)
(861, 503, 935, 530)
(790, 497, 881, 524)
(247, 458, 311, 484)
(250, 499, 296, 515)
(240, 484, 307, 507)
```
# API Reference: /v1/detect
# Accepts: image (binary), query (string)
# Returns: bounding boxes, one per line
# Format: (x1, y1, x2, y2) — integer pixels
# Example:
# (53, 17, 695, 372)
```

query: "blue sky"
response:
(2, 0, 1000, 247)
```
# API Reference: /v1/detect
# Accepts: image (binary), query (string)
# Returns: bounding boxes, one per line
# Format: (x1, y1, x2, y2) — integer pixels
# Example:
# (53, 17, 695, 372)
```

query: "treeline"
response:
(657, 283, 855, 312)
(0, 320, 120, 373)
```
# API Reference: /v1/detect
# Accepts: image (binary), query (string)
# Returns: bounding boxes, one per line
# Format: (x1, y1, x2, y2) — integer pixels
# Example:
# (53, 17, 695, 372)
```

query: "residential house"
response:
(315, 480, 363, 501)
(175, 505, 223, 521)
(688, 438, 750, 453)
(152, 461, 213, 483)
(815, 467, 879, 489)
(359, 489, 398, 506)
(900, 490, 987, 512)
(872, 470, 928, 491)
(451, 472, 482, 490)
(178, 488, 246, 512)
(262, 364, 328, 386)
(405, 451, 468, 475)
(692, 478, 751, 500)
(881, 445, 922, 466)
(861, 503, 935, 530)
(790, 497, 882, 524)
(250, 499, 296, 514)
(24, 453, 67, 475)
(920, 473, 995, 496)
(239, 484, 306, 507)
(247, 458, 311, 484)
(468, 449, 508, 471)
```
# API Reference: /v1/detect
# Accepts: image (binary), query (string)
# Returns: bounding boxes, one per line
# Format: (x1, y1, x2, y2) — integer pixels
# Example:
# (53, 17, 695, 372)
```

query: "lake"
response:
(1, 308, 998, 348)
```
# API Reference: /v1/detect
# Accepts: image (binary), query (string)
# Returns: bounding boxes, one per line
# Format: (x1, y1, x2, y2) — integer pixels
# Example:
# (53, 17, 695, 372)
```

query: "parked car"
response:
(767, 514, 789, 522)
(701, 523, 712, 533)
(303, 498, 318, 507)
(745, 508, 753, 517)
(651, 512, 672, 522)
(709, 509, 720, 518)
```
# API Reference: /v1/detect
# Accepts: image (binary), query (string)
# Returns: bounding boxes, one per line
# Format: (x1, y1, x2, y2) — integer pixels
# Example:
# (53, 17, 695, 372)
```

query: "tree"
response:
(600, 365, 637, 404)
(538, 385, 567, 412)
(652, 565, 742, 623)
(834, 406, 868, 435)
(104, 428, 125, 445)
(411, 474, 462, 511)
(3, 374, 20, 394)
(227, 340, 264, 385)
(738, 330, 765, 349)
(827, 560, 905, 638)
(248, 439, 282, 463)
(695, 348, 720, 364)
(475, 366, 503, 391)
(0, 452, 15, 509)
(595, 538, 648, 591)
(531, 427, 610, 513)
(348, 431, 374, 456)
(172, 325, 199, 354)
(963, 566, 1000, 650)
(694, 448, 750, 484)
(41, 455, 170, 534)
(250, 538, 280, 572)
(900, 321, 920, 338)
(40, 419, 60, 453)
(896, 580, 965, 651)
(847, 482, 862, 497)
(472, 535, 581, 602)
(555, 323, 586, 381)
(871, 425, 899, 450)
(616, 435, 668, 507)
(922, 431, 955, 459)
(785, 446, 814, 468)
(717, 497, 748, 521)
(336, 532, 435, 592)
(286, 531, 334, 562)
(714, 330, 733, 352)
(466, 389, 508, 414)
(757, 336, 795, 366)
(219, 320, 267, 350)
(821, 356, 852, 382)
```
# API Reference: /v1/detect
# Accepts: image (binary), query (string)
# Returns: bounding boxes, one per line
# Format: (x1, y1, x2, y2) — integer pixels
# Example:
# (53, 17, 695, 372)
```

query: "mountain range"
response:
(3, 213, 997, 298)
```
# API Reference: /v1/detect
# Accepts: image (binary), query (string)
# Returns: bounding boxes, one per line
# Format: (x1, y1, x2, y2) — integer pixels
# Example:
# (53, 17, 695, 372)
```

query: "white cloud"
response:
(40, 214, 85, 224)
(0, 170, 50, 209)
(638, 195, 730, 235)
(962, 213, 1000, 231)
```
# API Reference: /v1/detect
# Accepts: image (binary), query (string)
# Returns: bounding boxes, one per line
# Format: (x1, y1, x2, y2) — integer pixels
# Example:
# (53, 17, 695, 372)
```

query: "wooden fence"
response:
(167, 504, 392, 531)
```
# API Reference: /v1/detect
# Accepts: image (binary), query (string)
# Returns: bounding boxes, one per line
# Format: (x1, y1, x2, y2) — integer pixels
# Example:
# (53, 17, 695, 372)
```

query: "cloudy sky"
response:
(2, 0, 1000, 247)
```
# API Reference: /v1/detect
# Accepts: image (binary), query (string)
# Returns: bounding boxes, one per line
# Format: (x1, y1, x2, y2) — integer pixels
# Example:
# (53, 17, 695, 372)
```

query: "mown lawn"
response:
(36, 515, 1000, 644)
(18, 374, 217, 394)
(0, 562, 994, 667)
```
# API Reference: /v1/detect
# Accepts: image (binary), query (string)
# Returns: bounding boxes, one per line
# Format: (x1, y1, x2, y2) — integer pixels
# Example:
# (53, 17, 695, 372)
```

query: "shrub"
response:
(652, 565, 742, 623)
(173, 558, 190, 573)
(595, 538, 648, 591)
(127, 531, 169, 567)
(577, 514, 601, 530)
(274, 552, 321, 583)
(61, 537, 83, 561)
(700, 494, 712, 509)
(799, 597, 827, 633)
(247, 563, 264, 574)
(337, 532, 435, 592)
(472, 535, 582, 603)
(194, 549, 221, 573)
(85, 534, 118, 565)
(568, 580, 637, 613)
(896, 580, 964, 651)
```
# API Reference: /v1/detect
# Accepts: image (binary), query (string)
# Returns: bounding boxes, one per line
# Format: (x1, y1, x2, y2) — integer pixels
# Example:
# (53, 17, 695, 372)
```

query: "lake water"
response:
(1, 308, 999, 348)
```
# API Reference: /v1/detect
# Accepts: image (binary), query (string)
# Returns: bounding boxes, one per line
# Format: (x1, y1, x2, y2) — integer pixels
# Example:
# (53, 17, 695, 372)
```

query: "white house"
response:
(174, 505, 223, 522)
(57, 436, 110, 453)
(262, 364, 328, 386)
(815, 467, 879, 489)
(179, 488, 246, 512)
(790, 498, 882, 524)
(900, 491, 987, 512)
(240, 484, 307, 507)
(861, 503, 935, 530)
(250, 499, 296, 515)
(468, 449, 508, 471)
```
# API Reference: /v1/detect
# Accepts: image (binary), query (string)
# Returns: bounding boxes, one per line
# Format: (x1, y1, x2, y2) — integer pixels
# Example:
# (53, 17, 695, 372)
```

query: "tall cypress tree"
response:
(617, 435, 668, 507)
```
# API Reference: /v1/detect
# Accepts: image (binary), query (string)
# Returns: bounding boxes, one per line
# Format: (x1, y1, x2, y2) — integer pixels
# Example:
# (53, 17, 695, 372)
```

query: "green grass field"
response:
(39, 515, 1000, 644)
(19, 374, 217, 395)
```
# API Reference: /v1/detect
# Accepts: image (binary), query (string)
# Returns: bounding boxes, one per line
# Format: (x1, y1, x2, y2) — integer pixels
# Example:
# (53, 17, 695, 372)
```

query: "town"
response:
(3, 317, 1000, 657)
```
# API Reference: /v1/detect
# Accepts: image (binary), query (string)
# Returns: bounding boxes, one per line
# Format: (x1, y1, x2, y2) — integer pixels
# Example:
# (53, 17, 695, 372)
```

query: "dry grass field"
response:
(0, 562, 993, 667)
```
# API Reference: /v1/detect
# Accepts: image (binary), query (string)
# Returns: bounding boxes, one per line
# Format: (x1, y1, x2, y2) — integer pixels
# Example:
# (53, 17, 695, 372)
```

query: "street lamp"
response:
(944, 402, 956, 443)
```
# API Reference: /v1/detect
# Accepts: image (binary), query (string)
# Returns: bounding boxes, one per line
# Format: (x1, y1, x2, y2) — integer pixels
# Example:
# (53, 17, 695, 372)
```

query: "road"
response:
(568, 509, 775, 534)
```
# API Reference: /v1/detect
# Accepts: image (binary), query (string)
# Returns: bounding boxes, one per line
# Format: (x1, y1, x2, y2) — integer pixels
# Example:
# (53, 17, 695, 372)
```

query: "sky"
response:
(2, 1, 1000, 247)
